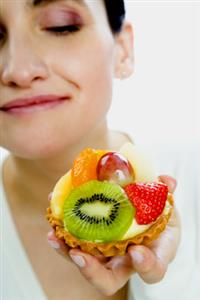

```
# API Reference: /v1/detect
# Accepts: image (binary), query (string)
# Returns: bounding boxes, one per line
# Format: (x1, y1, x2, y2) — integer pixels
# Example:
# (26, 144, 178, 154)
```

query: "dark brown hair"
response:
(103, 0, 125, 33)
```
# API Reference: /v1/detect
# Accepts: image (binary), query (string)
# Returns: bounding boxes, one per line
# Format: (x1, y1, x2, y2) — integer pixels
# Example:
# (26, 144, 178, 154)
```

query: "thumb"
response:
(158, 175, 177, 193)
(68, 250, 116, 296)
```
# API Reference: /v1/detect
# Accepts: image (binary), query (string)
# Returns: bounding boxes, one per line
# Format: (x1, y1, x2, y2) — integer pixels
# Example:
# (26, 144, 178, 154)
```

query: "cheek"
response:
(0, 37, 115, 159)
(0, 115, 68, 159)
(49, 35, 114, 113)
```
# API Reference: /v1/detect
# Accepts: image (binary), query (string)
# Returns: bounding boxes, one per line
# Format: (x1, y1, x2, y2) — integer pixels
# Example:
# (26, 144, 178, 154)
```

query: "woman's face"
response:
(0, 0, 132, 159)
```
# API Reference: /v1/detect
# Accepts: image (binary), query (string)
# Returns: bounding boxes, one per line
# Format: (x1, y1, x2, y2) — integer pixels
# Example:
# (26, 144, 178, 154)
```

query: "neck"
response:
(5, 120, 118, 208)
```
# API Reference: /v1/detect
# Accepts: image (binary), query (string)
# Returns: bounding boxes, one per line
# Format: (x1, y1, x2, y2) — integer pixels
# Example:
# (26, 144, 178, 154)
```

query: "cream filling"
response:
(122, 200, 171, 240)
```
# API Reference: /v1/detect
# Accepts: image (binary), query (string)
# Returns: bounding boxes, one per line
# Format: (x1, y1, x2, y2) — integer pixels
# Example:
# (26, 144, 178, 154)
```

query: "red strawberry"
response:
(124, 182, 168, 225)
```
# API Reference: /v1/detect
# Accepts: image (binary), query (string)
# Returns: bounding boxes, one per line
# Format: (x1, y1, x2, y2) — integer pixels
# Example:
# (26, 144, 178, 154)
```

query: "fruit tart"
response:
(47, 143, 174, 257)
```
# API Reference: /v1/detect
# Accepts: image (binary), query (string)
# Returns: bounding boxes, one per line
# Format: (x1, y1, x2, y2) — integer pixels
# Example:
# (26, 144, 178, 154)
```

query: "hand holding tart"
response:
(47, 143, 174, 257)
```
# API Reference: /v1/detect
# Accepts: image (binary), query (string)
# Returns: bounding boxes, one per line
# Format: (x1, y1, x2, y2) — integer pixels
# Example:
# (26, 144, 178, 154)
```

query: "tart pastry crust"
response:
(47, 194, 174, 257)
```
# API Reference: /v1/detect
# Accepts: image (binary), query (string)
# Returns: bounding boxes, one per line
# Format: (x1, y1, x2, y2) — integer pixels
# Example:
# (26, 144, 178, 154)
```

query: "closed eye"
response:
(0, 26, 6, 43)
(46, 25, 81, 35)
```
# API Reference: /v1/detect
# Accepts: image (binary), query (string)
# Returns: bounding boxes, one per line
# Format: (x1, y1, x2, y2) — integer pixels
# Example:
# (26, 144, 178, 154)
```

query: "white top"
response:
(1, 142, 200, 300)
(0, 152, 46, 300)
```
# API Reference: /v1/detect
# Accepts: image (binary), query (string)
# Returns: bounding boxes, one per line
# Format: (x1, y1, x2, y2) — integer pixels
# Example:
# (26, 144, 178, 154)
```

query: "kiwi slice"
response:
(63, 180, 135, 243)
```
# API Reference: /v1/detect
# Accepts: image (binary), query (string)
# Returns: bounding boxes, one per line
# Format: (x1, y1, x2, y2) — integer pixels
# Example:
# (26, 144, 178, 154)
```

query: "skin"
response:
(0, 0, 181, 299)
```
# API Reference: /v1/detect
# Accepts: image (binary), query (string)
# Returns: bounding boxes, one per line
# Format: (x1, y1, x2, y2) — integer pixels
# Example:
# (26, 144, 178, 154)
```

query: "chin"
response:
(1, 110, 106, 160)
(1, 132, 68, 160)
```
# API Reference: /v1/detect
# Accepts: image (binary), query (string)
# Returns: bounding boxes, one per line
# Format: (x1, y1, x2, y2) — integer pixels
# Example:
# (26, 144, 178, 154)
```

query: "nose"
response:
(1, 34, 49, 88)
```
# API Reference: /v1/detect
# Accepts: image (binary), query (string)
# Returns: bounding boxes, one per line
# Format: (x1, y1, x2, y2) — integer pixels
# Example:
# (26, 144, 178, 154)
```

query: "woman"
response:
(0, 1, 180, 299)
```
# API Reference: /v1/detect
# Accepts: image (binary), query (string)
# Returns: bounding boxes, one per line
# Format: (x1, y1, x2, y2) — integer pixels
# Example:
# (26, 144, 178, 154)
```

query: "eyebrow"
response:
(31, 0, 87, 8)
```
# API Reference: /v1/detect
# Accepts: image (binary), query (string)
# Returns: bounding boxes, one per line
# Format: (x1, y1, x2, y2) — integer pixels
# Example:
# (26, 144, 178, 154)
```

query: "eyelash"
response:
(0, 25, 80, 46)
(46, 24, 81, 36)
(0, 32, 4, 40)
(0, 27, 6, 42)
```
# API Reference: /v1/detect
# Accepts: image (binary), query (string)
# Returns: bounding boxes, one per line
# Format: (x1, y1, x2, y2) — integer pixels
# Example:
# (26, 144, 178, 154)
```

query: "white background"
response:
(108, 0, 200, 145)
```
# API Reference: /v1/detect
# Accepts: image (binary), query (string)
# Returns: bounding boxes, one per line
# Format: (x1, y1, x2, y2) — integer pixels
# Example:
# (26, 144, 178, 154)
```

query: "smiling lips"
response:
(0, 95, 70, 115)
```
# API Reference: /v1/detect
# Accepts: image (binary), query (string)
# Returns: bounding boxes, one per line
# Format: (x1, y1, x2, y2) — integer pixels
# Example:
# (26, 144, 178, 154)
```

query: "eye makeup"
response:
(39, 8, 83, 27)
(0, 25, 6, 45)
(37, 7, 84, 36)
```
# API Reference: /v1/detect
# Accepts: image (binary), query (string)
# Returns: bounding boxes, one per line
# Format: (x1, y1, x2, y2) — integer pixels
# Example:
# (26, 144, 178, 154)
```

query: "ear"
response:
(114, 22, 134, 79)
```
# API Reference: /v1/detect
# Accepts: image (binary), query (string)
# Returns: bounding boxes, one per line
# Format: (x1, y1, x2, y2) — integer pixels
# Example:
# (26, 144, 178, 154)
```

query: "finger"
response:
(150, 209, 181, 263)
(47, 231, 109, 264)
(105, 253, 136, 283)
(69, 249, 119, 296)
(158, 175, 177, 193)
(128, 208, 181, 284)
(128, 245, 167, 284)
(95, 254, 110, 264)
(106, 253, 133, 274)
(47, 231, 71, 261)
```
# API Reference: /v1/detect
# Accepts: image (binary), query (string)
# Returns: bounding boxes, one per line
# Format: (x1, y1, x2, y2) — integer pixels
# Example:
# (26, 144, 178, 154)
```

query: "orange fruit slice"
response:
(72, 148, 98, 187)
(71, 148, 109, 187)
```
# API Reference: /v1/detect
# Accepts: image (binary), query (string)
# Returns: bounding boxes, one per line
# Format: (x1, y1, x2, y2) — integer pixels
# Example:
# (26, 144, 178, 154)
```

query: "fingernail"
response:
(131, 251, 144, 264)
(70, 255, 86, 268)
(171, 179, 177, 191)
(48, 239, 60, 249)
